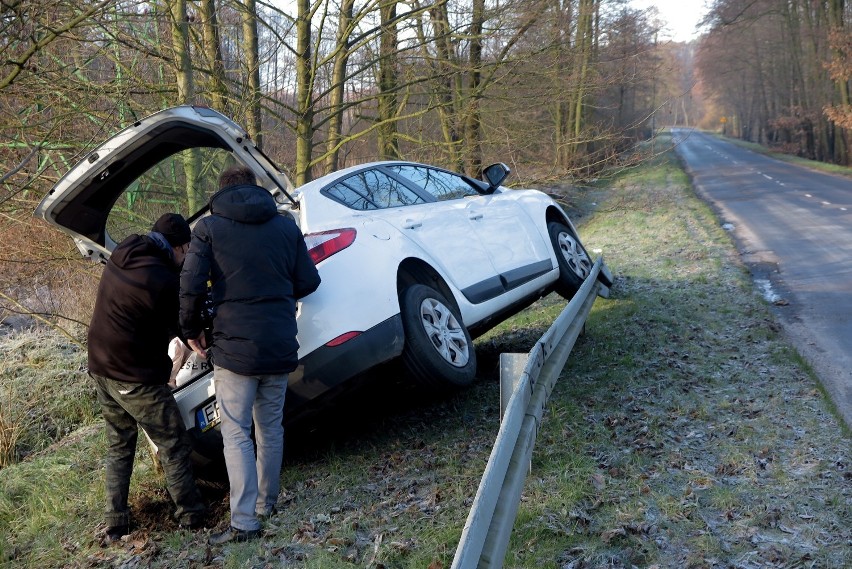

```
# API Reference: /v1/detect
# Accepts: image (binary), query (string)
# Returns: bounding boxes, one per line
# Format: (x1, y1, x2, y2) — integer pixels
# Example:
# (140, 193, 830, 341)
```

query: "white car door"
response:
(462, 192, 553, 289)
(386, 165, 552, 298)
(320, 167, 502, 303)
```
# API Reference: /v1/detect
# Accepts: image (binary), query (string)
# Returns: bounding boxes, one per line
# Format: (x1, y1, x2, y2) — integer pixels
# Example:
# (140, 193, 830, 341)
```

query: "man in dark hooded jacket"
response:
(180, 166, 320, 544)
(88, 213, 206, 544)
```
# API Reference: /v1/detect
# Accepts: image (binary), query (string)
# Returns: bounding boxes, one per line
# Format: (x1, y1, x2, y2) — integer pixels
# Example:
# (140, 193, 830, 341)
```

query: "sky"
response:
(629, 0, 710, 42)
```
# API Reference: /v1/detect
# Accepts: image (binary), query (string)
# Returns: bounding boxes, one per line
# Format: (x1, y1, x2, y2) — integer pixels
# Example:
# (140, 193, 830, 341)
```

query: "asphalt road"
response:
(672, 128, 852, 429)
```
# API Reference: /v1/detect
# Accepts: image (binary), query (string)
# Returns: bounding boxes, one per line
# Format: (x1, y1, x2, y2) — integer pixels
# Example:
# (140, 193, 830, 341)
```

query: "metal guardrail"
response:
(451, 257, 611, 568)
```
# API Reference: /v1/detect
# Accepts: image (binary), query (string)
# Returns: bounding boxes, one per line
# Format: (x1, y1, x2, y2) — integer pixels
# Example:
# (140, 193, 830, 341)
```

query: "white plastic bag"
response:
(174, 349, 211, 387)
(168, 337, 191, 386)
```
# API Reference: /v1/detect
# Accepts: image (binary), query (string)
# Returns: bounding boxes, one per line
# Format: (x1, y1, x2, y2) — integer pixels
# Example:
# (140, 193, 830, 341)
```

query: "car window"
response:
(388, 165, 479, 201)
(325, 182, 379, 210)
(327, 169, 426, 210)
(105, 147, 234, 244)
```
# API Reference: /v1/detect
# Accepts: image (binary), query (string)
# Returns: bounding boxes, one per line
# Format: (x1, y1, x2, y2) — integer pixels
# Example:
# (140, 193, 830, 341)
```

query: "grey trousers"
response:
(213, 366, 287, 531)
(92, 373, 206, 528)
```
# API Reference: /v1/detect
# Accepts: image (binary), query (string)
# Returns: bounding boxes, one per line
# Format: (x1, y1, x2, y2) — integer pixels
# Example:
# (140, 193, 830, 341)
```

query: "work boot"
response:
(101, 525, 128, 546)
(208, 526, 261, 545)
(179, 517, 206, 531)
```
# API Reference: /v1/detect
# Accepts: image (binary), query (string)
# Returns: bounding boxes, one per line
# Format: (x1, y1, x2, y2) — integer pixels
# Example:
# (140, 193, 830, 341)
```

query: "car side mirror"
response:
(482, 163, 510, 192)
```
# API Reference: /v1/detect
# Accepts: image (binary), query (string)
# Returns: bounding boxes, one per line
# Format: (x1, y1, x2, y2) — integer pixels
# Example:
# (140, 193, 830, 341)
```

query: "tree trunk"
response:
(241, 0, 263, 149)
(572, 0, 595, 151)
(169, 0, 199, 212)
(377, 0, 401, 159)
(295, 0, 314, 185)
(170, 0, 194, 103)
(428, 1, 463, 170)
(200, 0, 229, 113)
(553, 0, 573, 168)
(324, 0, 355, 173)
(826, 0, 850, 164)
(463, 0, 484, 177)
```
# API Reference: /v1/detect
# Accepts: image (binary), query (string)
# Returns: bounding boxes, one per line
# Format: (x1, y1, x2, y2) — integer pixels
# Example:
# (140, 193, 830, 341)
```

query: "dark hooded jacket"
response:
(179, 184, 321, 375)
(88, 234, 182, 384)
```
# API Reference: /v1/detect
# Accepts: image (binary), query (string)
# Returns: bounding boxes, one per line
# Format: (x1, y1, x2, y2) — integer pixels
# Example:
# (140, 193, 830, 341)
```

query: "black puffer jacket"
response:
(180, 184, 321, 375)
(88, 234, 181, 384)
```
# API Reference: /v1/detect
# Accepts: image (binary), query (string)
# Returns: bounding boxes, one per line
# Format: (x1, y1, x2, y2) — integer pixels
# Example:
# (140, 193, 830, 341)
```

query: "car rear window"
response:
(105, 146, 233, 245)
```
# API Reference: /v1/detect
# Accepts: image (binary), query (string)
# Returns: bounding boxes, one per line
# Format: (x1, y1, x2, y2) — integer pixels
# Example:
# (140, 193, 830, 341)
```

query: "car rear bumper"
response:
(174, 313, 405, 460)
(286, 313, 405, 414)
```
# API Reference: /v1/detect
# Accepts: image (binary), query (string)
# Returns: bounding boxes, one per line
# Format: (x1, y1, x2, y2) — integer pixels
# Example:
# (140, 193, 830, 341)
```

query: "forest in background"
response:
(0, 0, 849, 334)
(697, 0, 851, 164)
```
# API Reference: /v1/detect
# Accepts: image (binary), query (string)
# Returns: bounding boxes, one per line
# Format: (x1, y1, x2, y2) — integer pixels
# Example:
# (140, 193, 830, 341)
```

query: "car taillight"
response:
(304, 228, 356, 264)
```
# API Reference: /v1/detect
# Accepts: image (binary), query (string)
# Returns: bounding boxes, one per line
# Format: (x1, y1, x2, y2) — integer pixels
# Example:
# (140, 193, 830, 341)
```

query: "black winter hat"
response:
(152, 213, 191, 246)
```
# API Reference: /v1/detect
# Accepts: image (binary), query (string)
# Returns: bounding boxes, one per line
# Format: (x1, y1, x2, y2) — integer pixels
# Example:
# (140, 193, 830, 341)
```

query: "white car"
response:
(35, 105, 608, 465)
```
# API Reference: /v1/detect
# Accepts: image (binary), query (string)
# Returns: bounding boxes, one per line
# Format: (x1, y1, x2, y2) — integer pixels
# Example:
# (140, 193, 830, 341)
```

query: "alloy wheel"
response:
(419, 297, 470, 367)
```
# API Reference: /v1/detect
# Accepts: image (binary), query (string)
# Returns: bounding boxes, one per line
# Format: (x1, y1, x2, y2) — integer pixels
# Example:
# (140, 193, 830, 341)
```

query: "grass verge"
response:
(0, 137, 848, 567)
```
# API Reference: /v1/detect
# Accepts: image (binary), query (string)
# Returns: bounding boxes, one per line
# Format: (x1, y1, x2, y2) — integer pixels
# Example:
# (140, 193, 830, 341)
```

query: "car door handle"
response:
(403, 220, 422, 229)
(468, 212, 483, 220)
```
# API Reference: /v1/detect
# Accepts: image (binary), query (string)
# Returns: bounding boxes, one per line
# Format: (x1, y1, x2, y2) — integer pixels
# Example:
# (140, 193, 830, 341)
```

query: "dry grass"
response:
(0, 217, 100, 342)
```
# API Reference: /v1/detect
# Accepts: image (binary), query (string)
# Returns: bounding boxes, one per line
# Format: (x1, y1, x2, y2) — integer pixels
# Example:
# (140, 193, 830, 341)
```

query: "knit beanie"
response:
(152, 213, 191, 246)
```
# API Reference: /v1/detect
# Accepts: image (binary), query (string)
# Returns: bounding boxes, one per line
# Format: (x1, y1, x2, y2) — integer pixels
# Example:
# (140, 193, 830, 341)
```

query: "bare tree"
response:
(377, 0, 401, 159)
(323, 0, 356, 172)
(200, 0, 231, 113)
(697, 0, 850, 164)
(463, 0, 485, 176)
(241, 0, 264, 147)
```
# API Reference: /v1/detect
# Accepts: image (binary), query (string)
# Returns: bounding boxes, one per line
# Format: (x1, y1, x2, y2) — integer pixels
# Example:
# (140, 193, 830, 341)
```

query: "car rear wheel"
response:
(400, 284, 476, 390)
(548, 221, 592, 299)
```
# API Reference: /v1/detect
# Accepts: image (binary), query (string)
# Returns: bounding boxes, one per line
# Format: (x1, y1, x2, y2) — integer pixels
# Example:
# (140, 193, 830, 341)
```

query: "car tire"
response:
(400, 284, 477, 390)
(548, 221, 593, 299)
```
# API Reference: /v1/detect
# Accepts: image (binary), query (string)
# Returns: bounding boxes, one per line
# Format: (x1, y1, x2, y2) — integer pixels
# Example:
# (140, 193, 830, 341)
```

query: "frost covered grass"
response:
(0, 138, 849, 567)
(0, 328, 95, 467)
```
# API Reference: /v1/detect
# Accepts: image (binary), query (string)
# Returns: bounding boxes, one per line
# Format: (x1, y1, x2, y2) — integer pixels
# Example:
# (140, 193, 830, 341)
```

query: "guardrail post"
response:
(499, 353, 528, 420)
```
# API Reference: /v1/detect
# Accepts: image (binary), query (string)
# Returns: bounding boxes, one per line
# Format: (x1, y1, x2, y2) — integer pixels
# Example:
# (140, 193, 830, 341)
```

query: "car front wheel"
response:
(548, 221, 592, 299)
(400, 284, 477, 390)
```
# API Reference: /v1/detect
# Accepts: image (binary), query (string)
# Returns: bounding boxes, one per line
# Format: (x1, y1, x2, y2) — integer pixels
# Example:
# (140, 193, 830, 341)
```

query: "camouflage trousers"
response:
(92, 373, 206, 529)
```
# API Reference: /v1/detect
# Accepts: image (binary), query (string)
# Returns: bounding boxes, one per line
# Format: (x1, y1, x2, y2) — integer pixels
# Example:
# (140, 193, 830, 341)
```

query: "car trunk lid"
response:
(34, 105, 296, 261)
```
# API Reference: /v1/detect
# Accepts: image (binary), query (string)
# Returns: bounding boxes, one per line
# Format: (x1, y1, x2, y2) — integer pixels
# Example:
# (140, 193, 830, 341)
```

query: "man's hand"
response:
(187, 334, 208, 359)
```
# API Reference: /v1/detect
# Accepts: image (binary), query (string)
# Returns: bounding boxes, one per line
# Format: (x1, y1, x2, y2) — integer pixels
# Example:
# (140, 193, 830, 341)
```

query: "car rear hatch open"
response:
(34, 105, 296, 262)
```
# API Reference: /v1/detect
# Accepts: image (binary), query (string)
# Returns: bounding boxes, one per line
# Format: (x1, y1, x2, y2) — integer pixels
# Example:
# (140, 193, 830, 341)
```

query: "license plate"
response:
(196, 400, 220, 432)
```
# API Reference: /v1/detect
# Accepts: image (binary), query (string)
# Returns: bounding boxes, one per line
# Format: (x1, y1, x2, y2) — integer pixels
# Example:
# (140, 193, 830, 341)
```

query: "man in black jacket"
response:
(88, 213, 206, 544)
(180, 166, 320, 545)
